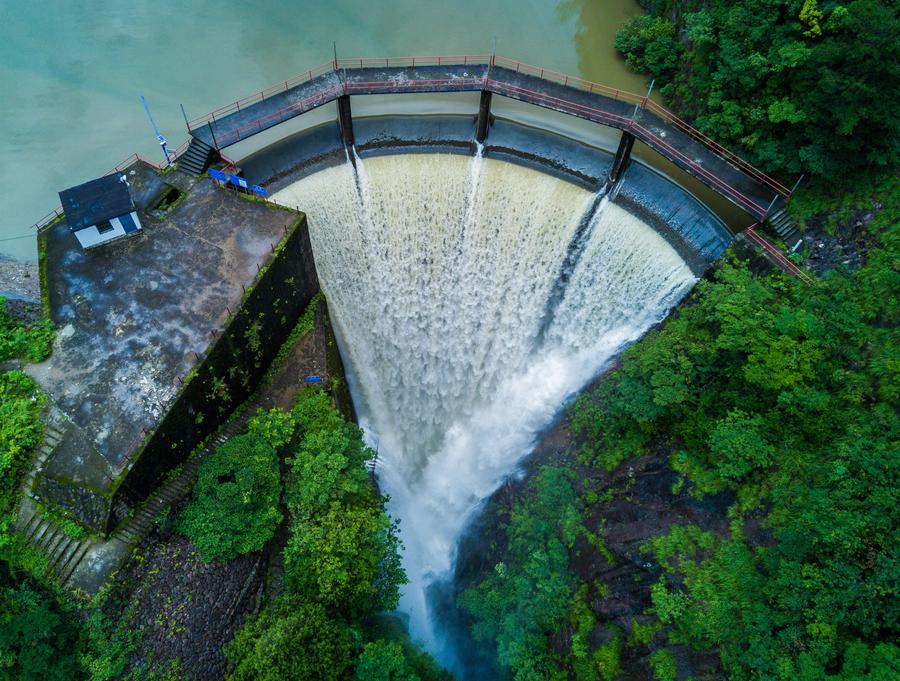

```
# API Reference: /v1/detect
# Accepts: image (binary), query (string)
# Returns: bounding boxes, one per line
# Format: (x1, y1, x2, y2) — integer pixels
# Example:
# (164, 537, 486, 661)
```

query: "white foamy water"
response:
(274, 153, 696, 667)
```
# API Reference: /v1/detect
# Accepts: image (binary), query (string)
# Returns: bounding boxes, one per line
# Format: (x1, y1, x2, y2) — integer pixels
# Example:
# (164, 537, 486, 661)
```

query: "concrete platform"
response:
(28, 161, 297, 528)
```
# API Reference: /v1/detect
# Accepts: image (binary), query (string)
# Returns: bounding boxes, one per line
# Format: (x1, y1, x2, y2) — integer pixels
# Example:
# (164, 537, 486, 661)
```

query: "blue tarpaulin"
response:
(229, 174, 249, 189)
(305, 375, 322, 383)
(208, 168, 227, 182)
(251, 184, 268, 198)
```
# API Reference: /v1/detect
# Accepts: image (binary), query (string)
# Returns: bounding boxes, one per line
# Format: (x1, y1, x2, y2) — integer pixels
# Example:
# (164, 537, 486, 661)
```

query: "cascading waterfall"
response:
(274, 152, 697, 670)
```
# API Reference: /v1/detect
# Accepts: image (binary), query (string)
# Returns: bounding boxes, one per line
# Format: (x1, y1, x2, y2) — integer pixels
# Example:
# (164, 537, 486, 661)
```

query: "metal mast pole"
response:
(141, 95, 171, 165)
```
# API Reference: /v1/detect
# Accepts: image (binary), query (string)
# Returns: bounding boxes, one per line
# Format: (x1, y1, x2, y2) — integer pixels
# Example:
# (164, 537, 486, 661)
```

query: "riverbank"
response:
(0, 256, 39, 303)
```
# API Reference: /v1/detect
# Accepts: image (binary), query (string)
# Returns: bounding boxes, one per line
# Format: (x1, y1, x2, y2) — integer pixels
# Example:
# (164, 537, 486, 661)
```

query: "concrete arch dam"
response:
(175, 57, 777, 666)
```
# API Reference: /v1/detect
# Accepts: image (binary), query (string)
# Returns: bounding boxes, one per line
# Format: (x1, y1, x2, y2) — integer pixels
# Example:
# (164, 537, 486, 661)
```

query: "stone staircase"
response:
(14, 419, 93, 584)
(764, 206, 802, 252)
(16, 410, 251, 591)
(178, 137, 216, 176)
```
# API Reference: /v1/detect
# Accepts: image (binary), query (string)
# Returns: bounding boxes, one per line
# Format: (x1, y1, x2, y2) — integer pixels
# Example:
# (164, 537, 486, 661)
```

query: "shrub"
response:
(0, 299, 54, 363)
(247, 408, 295, 449)
(225, 598, 352, 681)
(178, 434, 281, 562)
(0, 582, 82, 681)
(354, 640, 418, 681)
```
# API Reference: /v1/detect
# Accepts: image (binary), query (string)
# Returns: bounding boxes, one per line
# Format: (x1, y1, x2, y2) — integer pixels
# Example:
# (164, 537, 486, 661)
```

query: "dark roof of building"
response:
(58, 174, 135, 232)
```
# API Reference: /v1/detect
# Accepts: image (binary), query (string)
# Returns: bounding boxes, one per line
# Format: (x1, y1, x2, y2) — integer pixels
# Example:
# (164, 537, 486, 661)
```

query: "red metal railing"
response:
(643, 100, 791, 197)
(490, 56, 789, 198)
(183, 53, 790, 203)
(487, 79, 767, 217)
(492, 56, 645, 106)
(187, 61, 336, 128)
(344, 77, 485, 94)
(744, 224, 815, 285)
(336, 54, 492, 69)
(628, 120, 766, 217)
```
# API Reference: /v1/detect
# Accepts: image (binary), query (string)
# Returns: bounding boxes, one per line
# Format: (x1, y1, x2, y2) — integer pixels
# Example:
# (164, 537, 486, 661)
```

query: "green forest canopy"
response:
(615, 0, 900, 177)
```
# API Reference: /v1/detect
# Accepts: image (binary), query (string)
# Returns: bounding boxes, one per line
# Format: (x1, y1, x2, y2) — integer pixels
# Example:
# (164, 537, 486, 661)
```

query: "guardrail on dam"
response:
(181, 54, 796, 223)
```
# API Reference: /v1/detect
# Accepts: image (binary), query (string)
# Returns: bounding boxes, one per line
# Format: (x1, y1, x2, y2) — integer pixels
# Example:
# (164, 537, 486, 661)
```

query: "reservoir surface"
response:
(0, 0, 650, 260)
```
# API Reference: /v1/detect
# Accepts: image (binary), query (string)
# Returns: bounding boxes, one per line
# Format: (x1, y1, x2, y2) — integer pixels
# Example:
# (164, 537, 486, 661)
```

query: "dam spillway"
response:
(274, 152, 697, 664)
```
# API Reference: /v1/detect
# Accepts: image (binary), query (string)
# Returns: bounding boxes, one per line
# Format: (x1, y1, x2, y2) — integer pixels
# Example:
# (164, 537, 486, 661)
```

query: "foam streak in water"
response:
(274, 154, 696, 670)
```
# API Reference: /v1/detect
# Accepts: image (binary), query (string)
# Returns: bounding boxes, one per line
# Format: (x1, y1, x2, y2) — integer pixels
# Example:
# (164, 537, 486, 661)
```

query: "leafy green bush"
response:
(247, 408, 295, 449)
(178, 434, 281, 562)
(0, 371, 46, 563)
(458, 466, 582, 680)
(353, 640, 419, 681)
(0, 582, 82, 681)
(226, 599, 352, 681)
(284, 388, 403, 619)
(614, 16, 681, 78)
(649, 648, 677, 681)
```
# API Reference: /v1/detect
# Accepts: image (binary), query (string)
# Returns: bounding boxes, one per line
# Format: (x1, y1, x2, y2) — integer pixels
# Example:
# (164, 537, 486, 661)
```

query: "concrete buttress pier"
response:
(476, 90, 493, 143)
(608, 130, 636, 185)
(338, 94, 355, 149)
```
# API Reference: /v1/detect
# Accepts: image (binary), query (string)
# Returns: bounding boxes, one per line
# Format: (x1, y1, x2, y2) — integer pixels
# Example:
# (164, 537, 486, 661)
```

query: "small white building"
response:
(58, 174, 142, 249)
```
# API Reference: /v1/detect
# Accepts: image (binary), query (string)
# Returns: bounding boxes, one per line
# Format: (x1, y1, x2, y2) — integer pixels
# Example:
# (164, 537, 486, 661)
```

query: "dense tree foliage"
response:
(0, 580, 82, 681)
(227, 599, 353, 681)
(177, 433, 282, 562)
(226, 388, 441, 680)
(459, 467, 587, 680)
(283, 390, 404, 620)
(615, 0, 900, 177)
(568, 178, 898, 678)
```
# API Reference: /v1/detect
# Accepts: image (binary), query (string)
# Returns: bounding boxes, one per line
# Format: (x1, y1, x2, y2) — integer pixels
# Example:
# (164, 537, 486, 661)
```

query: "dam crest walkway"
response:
(184, 55, 795, 222)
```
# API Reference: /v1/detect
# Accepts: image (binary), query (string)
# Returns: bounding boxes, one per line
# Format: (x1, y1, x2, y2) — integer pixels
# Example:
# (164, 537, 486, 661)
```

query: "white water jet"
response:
(274, 153, 696, 669)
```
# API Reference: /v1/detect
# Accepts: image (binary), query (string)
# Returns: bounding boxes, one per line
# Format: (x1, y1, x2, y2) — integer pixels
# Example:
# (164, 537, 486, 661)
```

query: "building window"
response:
(97, 220, 114, 234)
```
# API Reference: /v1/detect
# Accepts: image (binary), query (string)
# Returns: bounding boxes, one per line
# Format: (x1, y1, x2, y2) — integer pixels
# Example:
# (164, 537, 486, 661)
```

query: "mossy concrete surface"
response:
(26, 160, 298, 530)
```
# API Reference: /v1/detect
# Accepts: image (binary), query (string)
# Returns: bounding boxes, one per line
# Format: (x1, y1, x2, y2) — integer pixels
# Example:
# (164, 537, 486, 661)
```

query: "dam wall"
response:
(239, 113, 732, 272)
(186, 56, 794, 223)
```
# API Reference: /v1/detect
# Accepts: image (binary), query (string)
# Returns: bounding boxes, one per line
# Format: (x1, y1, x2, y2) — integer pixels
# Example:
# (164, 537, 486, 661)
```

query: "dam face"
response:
(274, 152, 696, 664)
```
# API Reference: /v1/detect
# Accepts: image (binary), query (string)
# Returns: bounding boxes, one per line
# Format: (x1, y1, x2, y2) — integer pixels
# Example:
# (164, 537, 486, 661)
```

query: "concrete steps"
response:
(14, 408, 255, 591)
(178, 137, 216, 176)
(13, 419, 91, 582)
(765, 207, 802, 252)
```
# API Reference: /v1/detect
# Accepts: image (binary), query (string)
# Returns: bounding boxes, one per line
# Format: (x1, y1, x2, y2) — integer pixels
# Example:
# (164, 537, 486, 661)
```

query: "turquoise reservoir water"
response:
(0, 0, 650, 260)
